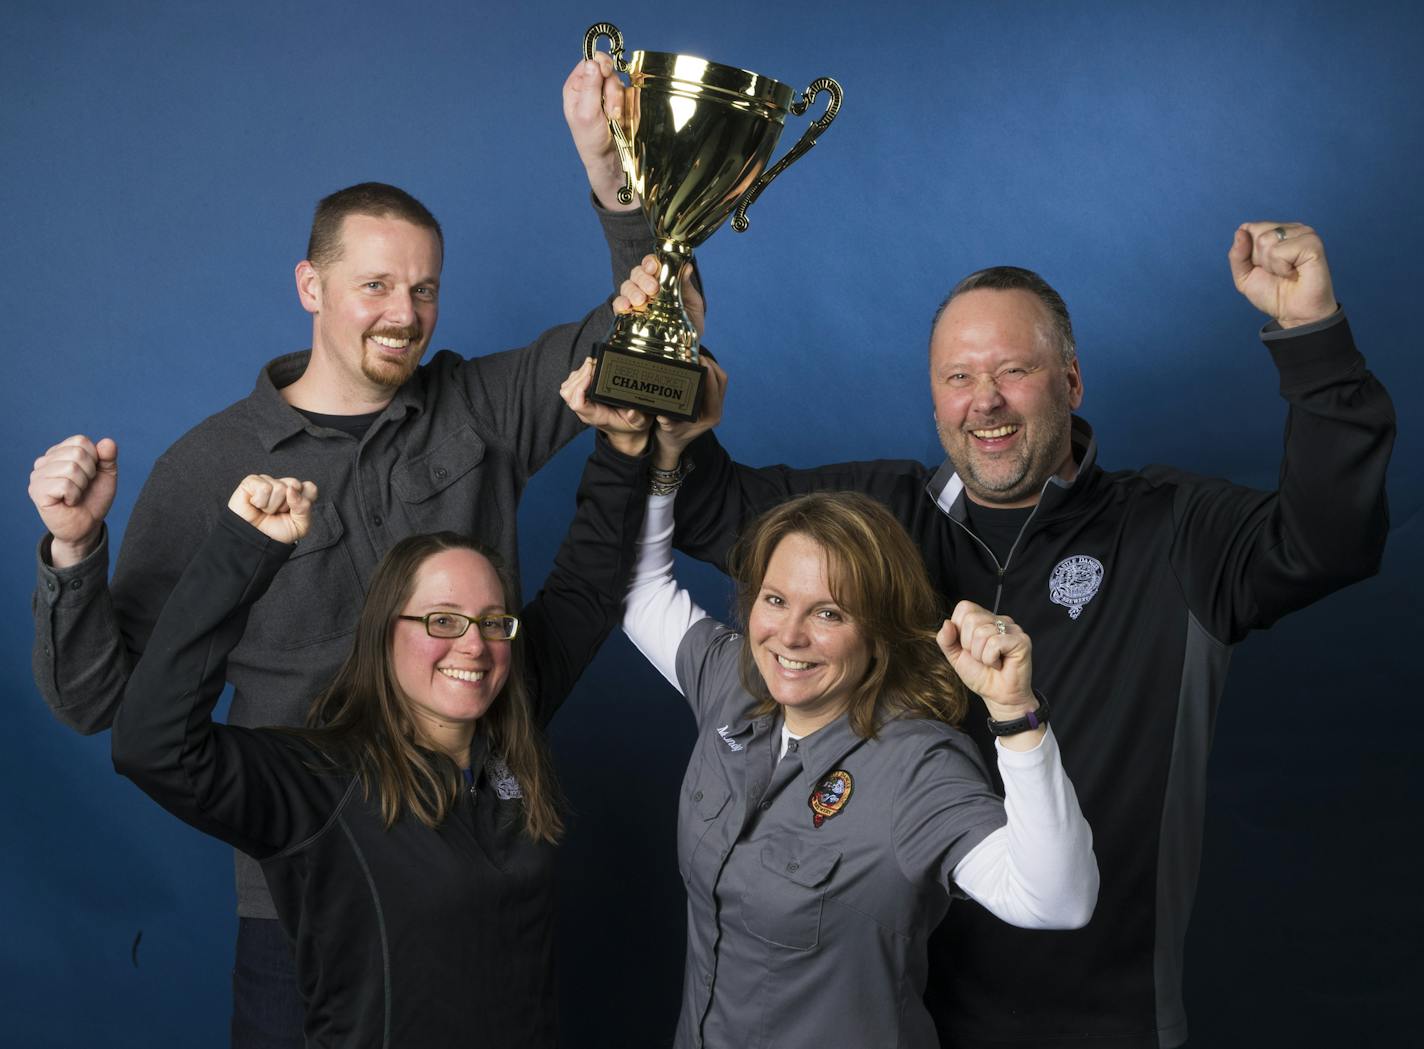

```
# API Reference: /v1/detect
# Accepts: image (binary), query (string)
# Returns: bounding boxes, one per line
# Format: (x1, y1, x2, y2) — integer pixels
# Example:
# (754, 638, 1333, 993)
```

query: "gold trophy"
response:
(583, 22, 842, 419)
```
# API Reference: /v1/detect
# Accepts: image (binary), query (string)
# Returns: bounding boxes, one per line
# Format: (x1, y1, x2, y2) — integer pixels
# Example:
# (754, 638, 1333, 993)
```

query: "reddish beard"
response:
(361, 325, 423, 388)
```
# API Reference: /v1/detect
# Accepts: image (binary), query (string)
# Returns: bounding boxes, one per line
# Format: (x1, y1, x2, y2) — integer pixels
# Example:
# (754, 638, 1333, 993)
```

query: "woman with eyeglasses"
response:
(110, 434, 646, 1048)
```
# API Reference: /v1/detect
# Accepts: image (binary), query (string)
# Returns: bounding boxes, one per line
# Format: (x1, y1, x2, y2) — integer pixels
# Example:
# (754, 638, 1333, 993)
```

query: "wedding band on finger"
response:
(1273, 225, 1288, 242)
(993, 618, 1006, 635)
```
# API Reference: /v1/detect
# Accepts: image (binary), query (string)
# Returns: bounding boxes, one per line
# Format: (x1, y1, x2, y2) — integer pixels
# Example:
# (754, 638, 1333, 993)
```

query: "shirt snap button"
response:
(69, 579, 83, 590)
(435, 467, 448, 479)
(693, 790, 703, 802)
(759, 800, 771, 811)
(787, 861, 799, 872)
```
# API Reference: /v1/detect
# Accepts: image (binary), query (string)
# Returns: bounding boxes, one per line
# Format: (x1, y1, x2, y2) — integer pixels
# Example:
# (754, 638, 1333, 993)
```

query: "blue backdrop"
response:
(3, 1, 1419, 1045)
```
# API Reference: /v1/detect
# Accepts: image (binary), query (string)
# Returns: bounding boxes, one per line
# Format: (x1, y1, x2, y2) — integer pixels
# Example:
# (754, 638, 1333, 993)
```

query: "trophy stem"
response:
(588, 240, 705, 420)
(646, 242, 698, 362)
(603, 241, 699, 362)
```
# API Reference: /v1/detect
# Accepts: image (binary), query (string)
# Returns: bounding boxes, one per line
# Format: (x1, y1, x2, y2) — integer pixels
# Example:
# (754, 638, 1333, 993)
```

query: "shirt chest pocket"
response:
(740, 839, 841, 951)
(245, 501, 360, 649)
(677, 774, 732, 883)
(390, 425, 490, 533)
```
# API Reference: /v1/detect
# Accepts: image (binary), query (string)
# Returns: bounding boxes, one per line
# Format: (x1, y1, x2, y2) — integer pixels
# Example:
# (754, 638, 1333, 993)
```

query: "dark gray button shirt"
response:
(31, 205, 654, 916)
(674, 618, 1007, 1049)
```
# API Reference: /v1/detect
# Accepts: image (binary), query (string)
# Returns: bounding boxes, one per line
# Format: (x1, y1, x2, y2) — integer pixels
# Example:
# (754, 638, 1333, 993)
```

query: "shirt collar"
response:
(248, 350, 428, 452)
(792, 711, 870, 792)
(925, 414, 1098, 522)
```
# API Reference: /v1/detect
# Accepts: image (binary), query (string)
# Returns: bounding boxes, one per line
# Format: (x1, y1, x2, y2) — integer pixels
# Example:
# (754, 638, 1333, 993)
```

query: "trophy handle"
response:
(731, 76, 843, 233)
(582, 22, 637, 206)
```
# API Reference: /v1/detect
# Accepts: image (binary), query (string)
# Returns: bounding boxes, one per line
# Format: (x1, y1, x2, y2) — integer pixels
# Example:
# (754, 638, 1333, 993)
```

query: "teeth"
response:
(371, 335, 411, 349)
(439, 668, 485, 683)
(972, 425, 1018, 439)
(776, 655, 814, 671)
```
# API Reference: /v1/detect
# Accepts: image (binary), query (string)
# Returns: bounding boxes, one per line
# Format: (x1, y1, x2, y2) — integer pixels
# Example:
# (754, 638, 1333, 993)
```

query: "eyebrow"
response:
(936, 358, 1038, 372)
(411, 602, 507, 615)
(354, 271, 441, 287)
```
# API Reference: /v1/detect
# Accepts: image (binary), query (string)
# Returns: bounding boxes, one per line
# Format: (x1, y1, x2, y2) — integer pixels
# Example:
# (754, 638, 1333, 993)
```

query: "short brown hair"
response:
(296, 532, 562, 842)
(305, 182, 444, 269)
(932, 265, 1076, 365)
(727, 492, 967, 737)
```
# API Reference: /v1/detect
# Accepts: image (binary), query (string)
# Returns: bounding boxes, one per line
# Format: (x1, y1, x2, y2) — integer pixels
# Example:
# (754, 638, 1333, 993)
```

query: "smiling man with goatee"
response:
(26, 55, 649, 1049)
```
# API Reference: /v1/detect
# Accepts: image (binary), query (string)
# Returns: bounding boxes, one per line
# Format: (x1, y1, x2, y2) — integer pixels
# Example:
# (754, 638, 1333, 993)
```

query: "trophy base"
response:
(590, 343, 703, 421)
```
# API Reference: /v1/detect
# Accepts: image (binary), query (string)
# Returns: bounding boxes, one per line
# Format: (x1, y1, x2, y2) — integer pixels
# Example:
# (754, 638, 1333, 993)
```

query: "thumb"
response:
(936, 619, 961, 662)
(1227, 227, 1254, 288)
(95, 438, 119, 472)
(289, 481, 318, 536)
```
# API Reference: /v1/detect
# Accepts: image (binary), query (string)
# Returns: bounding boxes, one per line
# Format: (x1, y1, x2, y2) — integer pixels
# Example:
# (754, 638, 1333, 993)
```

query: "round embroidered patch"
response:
(1048, 555, 1104, 620)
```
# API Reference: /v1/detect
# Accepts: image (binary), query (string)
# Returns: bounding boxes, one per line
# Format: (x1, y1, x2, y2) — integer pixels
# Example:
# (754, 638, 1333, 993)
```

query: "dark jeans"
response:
(232, 916, 305, 1049)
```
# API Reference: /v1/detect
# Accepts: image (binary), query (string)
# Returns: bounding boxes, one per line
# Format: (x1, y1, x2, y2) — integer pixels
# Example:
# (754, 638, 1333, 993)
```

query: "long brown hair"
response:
(727, 492, 967, 737)
(295, 532, 562, 842)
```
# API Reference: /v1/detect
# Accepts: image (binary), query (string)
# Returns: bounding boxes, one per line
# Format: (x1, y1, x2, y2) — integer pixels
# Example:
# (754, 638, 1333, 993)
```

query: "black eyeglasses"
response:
(397, 612, 520, 640)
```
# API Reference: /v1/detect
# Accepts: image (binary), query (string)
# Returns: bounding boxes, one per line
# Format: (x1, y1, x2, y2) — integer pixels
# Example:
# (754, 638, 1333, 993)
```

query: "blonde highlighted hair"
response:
(728, 492, 967, 737)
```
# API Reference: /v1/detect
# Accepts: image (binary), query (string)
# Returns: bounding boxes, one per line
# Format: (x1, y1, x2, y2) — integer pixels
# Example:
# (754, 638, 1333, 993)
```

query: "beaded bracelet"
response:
(648, 458, 694, 496)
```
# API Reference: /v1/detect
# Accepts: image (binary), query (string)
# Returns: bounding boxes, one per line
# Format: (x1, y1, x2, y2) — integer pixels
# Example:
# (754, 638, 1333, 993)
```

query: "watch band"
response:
(985, 693, 1050, 737)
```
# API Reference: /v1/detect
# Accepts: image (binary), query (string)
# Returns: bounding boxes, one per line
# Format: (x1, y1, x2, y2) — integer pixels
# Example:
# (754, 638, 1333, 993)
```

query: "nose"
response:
(969, 373, 1006, 414)
(385, 288, 415, 326)
(776, 616, 809, 649)
(452, 626, 488, 657)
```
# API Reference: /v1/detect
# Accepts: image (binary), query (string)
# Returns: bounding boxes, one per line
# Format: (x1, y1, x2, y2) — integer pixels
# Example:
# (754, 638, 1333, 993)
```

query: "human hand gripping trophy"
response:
(583, 22, 842, 419)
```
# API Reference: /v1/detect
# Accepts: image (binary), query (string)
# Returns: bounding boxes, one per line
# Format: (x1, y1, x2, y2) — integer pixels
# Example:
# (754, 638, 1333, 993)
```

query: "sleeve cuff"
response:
(1261, 309, 1366, 391)
(36, 525, 110, 607)
(592, 428, 654, 465)
(1260, 304, 1345, 342)
(994, 724, 1055, 766)
(592, 193, 652, 240)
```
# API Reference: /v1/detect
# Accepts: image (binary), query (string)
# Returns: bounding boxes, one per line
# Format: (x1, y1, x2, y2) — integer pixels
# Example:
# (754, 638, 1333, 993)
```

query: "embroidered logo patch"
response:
(809, 770, 854, 828)
(1048, 555, 1104, 620)
(487, 755, 524, 800)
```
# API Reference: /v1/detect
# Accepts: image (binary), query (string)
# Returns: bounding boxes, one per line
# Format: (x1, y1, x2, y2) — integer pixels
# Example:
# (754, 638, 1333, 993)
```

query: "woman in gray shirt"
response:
(623, 478, 1099, 1041)
(565, 357, 1099, 1048)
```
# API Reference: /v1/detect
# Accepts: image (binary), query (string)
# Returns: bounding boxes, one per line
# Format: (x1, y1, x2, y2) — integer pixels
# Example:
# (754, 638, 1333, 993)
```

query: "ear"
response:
(1064, 357, 1084, 411)
(295, 260, 322, 315)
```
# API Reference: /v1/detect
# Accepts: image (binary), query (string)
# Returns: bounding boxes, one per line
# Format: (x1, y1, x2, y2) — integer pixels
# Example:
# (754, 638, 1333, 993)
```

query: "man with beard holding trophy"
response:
(26, 54, 652, 1048)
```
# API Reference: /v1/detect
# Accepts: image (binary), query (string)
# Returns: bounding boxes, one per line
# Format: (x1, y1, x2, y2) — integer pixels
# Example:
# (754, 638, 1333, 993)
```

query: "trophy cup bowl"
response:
(584, 22, 842, 419)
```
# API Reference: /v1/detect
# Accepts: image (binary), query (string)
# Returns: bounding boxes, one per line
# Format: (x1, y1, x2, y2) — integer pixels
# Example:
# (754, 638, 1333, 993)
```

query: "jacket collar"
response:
(925, 414, 1099, 523)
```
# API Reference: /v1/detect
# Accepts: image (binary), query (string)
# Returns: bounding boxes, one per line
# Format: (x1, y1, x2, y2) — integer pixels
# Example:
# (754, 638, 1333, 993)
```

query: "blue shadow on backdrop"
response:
(3, 1, 1419, 1045)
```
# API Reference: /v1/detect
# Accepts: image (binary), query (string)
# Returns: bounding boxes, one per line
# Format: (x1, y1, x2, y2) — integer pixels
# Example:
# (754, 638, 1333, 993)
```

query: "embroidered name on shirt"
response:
(810, 770, 854, 828)
(1048, 554, 1104, 620)
(716, 725, 745, 752)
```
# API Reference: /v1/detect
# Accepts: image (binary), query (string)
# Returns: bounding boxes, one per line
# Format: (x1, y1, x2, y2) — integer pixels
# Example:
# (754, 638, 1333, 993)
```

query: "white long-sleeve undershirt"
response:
(623, 491, 1098, 929)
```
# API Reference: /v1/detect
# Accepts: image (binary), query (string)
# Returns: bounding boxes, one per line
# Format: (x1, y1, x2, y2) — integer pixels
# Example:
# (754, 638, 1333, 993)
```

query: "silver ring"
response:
(1273, 225, 1288, 242)
(994, 618, 1006, 635)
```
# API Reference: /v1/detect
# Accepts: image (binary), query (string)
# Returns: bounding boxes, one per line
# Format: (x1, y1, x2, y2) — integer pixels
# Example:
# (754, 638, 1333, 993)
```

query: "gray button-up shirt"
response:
(31, 205, 653, 916)
(674, 618, 1007, 1049)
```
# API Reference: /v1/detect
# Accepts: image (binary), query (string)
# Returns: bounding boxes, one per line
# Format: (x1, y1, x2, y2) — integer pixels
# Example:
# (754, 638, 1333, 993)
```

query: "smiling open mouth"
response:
(971, 424, 1019, 439)
(439, 668, 486, 683)
(369, 334, 411, 350)
(775, 654, 815, 671)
